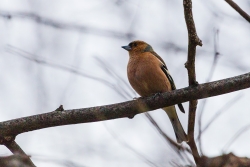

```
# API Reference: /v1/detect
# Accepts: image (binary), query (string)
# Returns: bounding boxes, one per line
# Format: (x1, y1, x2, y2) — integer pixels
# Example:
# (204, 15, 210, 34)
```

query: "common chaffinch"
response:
(122, 40, 188, 143)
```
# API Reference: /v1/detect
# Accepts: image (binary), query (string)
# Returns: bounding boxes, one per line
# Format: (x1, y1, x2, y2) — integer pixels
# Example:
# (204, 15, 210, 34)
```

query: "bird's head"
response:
(121, 40, 153, 54)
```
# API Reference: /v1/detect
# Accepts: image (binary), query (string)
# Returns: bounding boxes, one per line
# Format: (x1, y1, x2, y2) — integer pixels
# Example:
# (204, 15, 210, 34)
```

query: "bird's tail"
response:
(163, 106, 188, 143)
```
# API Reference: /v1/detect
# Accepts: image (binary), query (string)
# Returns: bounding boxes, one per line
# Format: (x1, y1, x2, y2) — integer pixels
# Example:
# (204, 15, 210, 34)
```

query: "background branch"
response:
(197, 29, 220, 155)
(0, 11, 134, 39)
(223, 123, 250, 153)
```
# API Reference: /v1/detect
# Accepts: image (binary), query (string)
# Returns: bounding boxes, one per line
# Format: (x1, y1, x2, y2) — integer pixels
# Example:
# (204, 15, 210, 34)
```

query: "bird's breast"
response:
(127, 56, 171, 97)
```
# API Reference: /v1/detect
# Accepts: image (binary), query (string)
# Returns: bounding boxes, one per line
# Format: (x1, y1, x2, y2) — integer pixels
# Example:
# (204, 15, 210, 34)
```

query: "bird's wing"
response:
(151, 51, 186, 113)
(151, 51, 166, 66)
(161, 64, 176, 90)
(150, 51, 176, 89)
(161, 64, 185, 113)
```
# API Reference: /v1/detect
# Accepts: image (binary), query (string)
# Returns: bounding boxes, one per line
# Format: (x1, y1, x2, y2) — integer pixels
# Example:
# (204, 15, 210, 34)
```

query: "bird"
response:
(122, 40, 188, 143)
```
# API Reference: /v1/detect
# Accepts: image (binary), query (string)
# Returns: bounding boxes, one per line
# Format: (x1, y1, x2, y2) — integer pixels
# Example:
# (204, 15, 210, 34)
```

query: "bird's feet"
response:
(151, 92, 162, 98)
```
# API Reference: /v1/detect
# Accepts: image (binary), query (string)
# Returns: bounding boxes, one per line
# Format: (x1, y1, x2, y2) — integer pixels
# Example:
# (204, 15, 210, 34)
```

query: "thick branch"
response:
(0, 72, 249, 137)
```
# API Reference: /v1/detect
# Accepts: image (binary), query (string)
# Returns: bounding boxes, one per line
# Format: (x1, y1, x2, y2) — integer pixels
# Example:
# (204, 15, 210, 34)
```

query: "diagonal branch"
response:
(225, 0, 250, 23)
(0, 135, 35, 166)
(0, 72, 249, 138)
(223, 123, 250, 152)
(4, 141, 36, 167)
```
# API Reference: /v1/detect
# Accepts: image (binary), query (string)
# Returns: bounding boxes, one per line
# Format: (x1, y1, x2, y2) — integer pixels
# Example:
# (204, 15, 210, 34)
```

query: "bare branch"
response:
(0, 135, 35, 166)
(225, 0, 250, 23)
(223, 123, 250, 153)
(197, 29, 220, 155)
(201, 93, 243, 134)
(5, 45, 124, 96)
(0, 154, 35, 167)
(0, 72, 249, 138)
(0, 11, 134, 39)
(144, 113, 189, 153)
(103, 123, 158, 167)
(5, 141, 36, 167)
(183, 0, 202, 164)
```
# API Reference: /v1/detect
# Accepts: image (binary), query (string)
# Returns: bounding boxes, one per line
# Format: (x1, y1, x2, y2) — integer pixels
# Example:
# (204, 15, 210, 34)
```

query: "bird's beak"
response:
(121, 45, 131, 51)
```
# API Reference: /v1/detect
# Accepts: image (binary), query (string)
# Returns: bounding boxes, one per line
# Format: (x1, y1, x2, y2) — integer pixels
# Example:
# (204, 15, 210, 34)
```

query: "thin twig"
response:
(223, 123, 250, 152)
(201, 93, 243, 134)
(197, 29, 220, 155)
(225, 0, 250, 23)
(207, 29, 220, 82)
(0, 11, 135, 39)
(183, 0, 202, 165)
(5, 45, 127, 98)
(145, 113, 191, 153)
(103, 123, 158, 167)
(94, 56, 136, 99)
(144, 113, 193, 166)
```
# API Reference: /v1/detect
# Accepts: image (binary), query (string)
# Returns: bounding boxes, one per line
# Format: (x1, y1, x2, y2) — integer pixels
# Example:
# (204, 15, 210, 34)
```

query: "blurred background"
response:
(0, 0, 250, 166)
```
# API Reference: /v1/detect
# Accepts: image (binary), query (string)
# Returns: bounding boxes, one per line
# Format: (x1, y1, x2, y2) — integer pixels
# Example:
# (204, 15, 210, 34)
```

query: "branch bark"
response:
(183, 0, 202, 164)
(0, 72, 249, 138)
(0, 131, 35, 166)
(5, 141, 36, 167)
(201, 153, 250, 167)
(225, 0, 250, 23)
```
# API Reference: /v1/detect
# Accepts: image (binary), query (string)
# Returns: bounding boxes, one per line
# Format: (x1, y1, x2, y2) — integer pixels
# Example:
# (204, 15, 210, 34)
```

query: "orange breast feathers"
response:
(127, 52, 172, 97)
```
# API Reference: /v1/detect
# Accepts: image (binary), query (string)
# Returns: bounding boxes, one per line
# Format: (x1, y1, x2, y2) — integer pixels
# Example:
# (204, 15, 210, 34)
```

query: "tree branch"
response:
(225, 0, 250, 23)
(0, 136, 35, 166)
(183, 0, 202, 164)
(5, 141, 36, 167)
(0, 11, 134, 39)
(0, 154, 35, 167)
(0, 72, 249, 138)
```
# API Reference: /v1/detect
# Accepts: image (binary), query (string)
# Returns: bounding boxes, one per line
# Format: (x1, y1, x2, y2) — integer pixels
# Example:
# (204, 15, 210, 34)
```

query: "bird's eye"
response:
(128, 42, 137, 48)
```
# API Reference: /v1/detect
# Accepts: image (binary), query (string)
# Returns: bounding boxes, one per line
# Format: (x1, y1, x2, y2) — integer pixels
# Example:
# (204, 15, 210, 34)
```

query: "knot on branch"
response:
(184, 61, 194, 69)
(188, 33, 202, 46)
(54, 105, 64, 112)
(195, 37, 203, 46)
